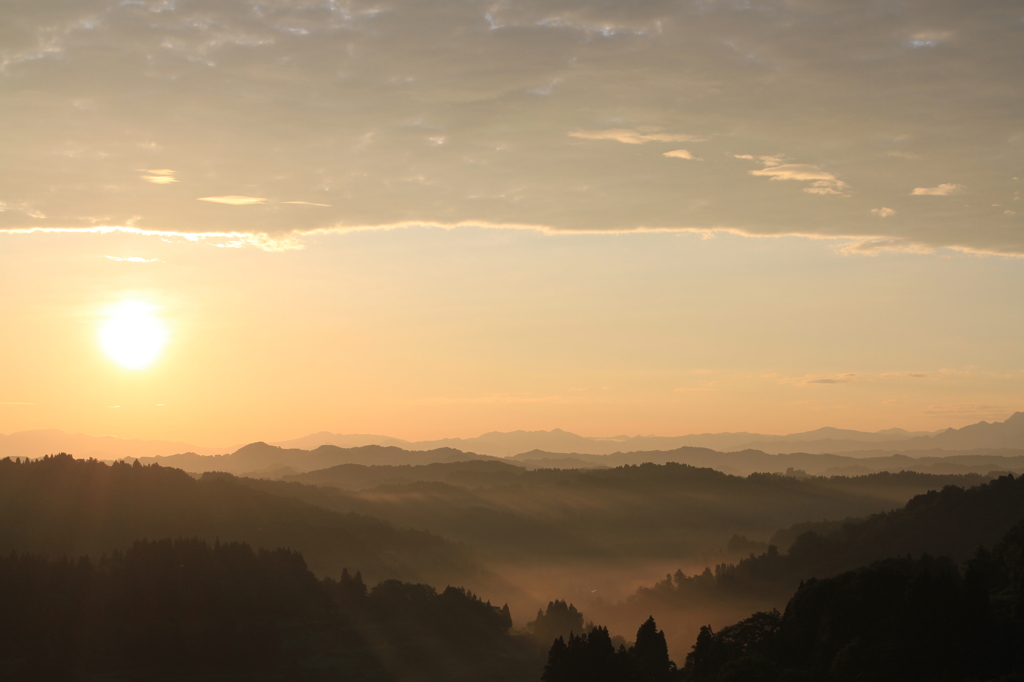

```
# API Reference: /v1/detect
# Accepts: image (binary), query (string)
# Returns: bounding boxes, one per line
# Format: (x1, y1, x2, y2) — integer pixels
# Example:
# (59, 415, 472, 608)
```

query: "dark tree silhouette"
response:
(543, 618, 679, 682)
(631, 616, 675, 682)
(529, 599, 586, 644)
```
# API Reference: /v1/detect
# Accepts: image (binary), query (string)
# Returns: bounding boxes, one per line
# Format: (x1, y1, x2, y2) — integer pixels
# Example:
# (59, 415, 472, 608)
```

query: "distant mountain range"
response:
(121, 443, 1024, 479)
(131, 443, 498, 477)
(272, 412, 1024, 457)
(3, 411, 1023, 471)
(122, 413, 1024, 479)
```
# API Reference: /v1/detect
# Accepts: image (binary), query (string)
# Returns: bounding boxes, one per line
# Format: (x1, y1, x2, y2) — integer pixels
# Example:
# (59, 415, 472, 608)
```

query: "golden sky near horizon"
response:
(1, 0, 1022, 445)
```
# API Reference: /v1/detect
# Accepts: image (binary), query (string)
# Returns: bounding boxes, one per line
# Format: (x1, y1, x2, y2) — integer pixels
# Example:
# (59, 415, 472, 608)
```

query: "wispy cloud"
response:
(197, 196, 267, 205)
(0, 201, 45, 219)
(908, 31, 953, 48)
(141, 169, 177, 185)
(105, 256, 159, 263)
(912, 183, 963, 196)
(837, 238, 935, 255)
(870, 207, 896, 218)
(735, 154, 786, 166)
(749, 163, 849, 196)
(569, 129, 701, 145)
(663, 149, 700, 160)
(4, 225, 303, 251)
(282, 201, 332, 207)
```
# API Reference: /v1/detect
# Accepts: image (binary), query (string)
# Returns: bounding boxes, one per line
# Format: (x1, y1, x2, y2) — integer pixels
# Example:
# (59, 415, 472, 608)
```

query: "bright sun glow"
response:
(98, 301, 168, 370)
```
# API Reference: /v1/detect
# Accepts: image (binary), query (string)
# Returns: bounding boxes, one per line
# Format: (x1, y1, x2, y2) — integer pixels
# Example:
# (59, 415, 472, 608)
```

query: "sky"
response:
(1, 0, 1022, 446)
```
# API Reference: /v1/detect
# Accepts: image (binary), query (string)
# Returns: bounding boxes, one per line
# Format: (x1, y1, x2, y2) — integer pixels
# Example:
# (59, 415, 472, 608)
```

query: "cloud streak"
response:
(141, 169, 177, 184)
(663, 149, 699, 160)
(749, 163, 849, 197)
(912, 184, 963, 196)
(569, 130, 701, 145)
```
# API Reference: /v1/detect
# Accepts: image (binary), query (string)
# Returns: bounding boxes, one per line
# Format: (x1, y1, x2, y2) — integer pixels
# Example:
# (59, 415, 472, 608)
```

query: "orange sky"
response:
(1, 227, 1021, 446)
(1, 0, 1022, 446)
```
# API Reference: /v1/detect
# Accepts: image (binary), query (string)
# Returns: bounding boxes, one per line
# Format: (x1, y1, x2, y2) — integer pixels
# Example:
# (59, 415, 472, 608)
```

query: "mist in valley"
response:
(4, 413, 1024, 677)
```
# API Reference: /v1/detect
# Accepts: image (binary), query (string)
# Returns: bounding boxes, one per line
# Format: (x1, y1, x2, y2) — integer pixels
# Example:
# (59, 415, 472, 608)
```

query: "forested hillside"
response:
(676, 520, 1024, 682)
(636, 474, 1024, 606)
(228, 464, 993, 562)
(0, 455, 478, 586)
(545, 519, 1024, 681)
(0, 538, 541, 681)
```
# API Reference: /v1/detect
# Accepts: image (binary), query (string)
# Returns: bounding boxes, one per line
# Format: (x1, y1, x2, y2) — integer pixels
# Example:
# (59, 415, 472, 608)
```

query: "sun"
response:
(98, 301, 168, 370)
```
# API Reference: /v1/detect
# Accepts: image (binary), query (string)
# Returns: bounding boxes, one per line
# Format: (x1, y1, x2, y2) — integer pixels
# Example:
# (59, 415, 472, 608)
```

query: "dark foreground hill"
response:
(674, 524, 1024, 682)
(0, 538, 542, 682)
(0, 455, 478, 586)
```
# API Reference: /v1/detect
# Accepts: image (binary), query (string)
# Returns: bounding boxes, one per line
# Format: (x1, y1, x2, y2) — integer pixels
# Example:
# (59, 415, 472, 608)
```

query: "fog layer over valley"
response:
(233, 465, 992, 565)
(4, 413, 1024, 678)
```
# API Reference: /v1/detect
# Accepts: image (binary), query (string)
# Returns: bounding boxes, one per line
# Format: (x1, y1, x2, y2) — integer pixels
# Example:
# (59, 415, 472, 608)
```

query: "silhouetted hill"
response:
(677, 522, 1024, 682)
(274, 427, 922, 457)
(274, 428, 610, 457)
(285, 459, 527, 490)
(0, 538, 540, 681)
(135, 442, 496, 474)
(226, 464, 992, 563)
(636, 474, 1024, 606)
(0, 454, 478, 586)
(919, 410, 1024, 450)
(137, 440, 1024, 482)
(511, 447, 1024, 477)
(114, 413, 1024, 479)
(8, 413, 1021, 468)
